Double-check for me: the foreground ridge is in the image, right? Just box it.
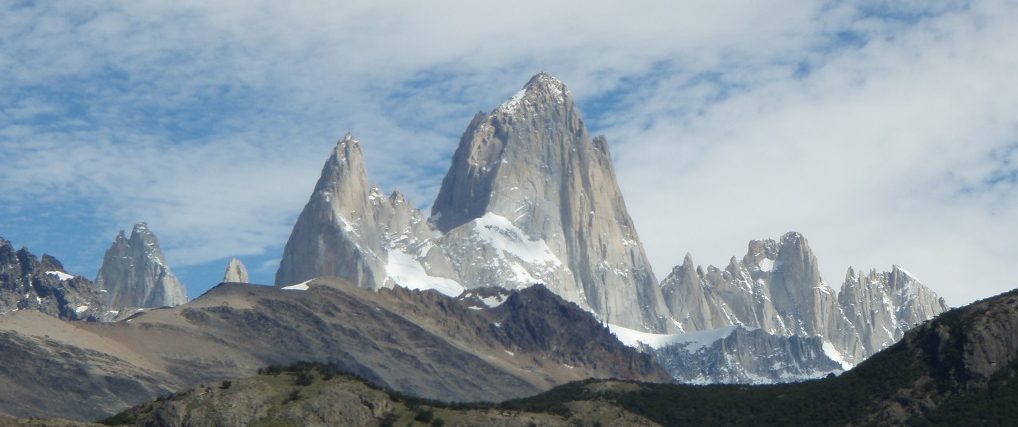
[102,287,1018,426]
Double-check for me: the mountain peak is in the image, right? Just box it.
[524,72,566,92]
[223,257,249,283]
[495,72,572,115]
[331,133,362,163]
[682,253,695,268]
[129,222,158,246]
[313,133,369,200]
[891,264,919,281]
[428,72,669,332]
[780,231,805,245]
[96,223,187,308]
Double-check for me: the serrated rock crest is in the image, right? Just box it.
[95,223,187,308]
[662,232,948,365]
[276,74,671,332]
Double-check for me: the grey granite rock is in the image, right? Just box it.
[431,73,670,332]
[839,265,949,355]
[274,134,437,291]
[661,232,947,369]
[95,223,187,308]
[0,236,112,320]
[275,74,672,332]
[223,257,249,283]
[650,326,844,384]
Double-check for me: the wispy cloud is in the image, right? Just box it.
[1,0,1014,304]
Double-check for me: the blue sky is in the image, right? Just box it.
[1,0,1016,305]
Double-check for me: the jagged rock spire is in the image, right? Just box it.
[223,257,249,283]
[0,237,110,320]
[662,232,948,365]
[431,72,671,332]
[94,223,187,308]
[275,74,672,332]
[275,133,437,291]
[839,264,949,355]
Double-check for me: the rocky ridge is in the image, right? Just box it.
[0,277,666,421]
[839,264,949,356]
[649,326,844,384]
[660,232,947,366]
[648,232,948,384]
[100,287,1018,426]
[95,223,187,308]
[0,237,111,321]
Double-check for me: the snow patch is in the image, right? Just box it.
[473,213,561,266]
[499,88,528,114]
[757,259,774,272]
[45,271,74,281]
[282,281,311,291]
[822,340,854,371]
[385,249,464,297]
[74,305,89,314]
[337,216,357,233]
[608,324,743,350]
[480,295,507,308]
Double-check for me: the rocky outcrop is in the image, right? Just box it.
[276,74,671,332]
[274,135,440,292]
[433,73,670,332]
[650,326,844,384]
[661,232,949,376]
[0,237,111,321]
[222,258,249,283]
[839,265,949,356]
[95,223,187,308]
[661,232,865,363]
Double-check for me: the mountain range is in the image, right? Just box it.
[271,72,948,382]
[0,72,962,422]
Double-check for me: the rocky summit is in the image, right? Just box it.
[222,257,249,283]
[655,232,948,382]
[839,264,949,356]
[0,237,111,321]
[95,223,187,308]
[276,73,671,332]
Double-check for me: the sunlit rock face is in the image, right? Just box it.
[276,73,672,332]
[95,223,187,308]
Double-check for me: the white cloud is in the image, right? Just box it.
[613,0,1018,306]
[1,0,1015,304]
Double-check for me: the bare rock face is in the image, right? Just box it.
[661,233,861,364]
[651,326,844,384]
[95,223,187,308]
[275,74,671,332]
[0,237,111,320]
[431,73,670,332]
[661,254,730,332]
[222,258,249,283]
[661,232,947,368]
[274,134,440,292]
[839,265,949,355]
